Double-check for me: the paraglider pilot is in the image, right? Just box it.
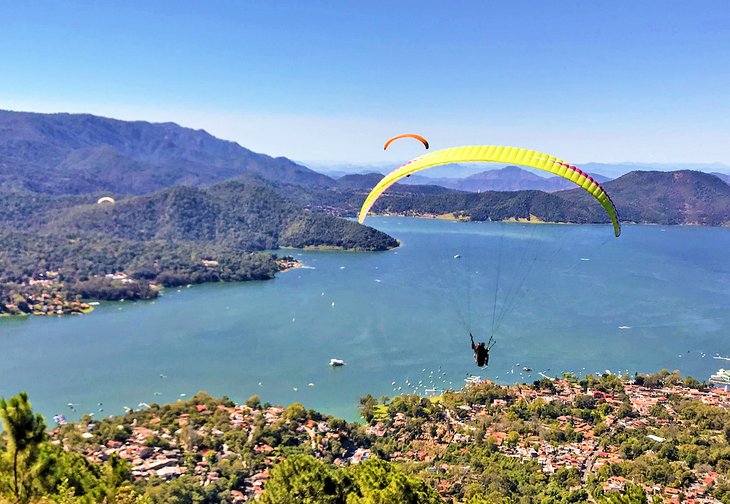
[471,333,495,367]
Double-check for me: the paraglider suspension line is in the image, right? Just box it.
[490,228,504,338]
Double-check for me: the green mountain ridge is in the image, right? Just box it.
[556,170,730,227]
[329,170,730,228]
[0,110,334,194]
[1,109,728,229]
[0,180,396,312]
[59,181,397,251]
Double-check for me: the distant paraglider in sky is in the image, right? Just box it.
[383,133,429,151]
[97,196,116,205]
[360,145,621,237]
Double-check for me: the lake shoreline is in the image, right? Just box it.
[2,217,728,431]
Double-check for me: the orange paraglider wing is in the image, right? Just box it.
[383,133,429,151]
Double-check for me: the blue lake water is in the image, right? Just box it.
[1,218,729,423]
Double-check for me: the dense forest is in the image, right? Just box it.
[0,181,396,314]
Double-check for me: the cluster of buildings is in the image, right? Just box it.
[1,280,91,316]
[61,400,369,502]
[79,424,185,480]
[275,257,302,272]
[366,378,729,502]
[54,376,730,502]
[475,380,727,502]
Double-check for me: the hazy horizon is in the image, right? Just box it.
[4,107,729,180]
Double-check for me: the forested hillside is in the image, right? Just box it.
[0,110,333,194]
[556,170,730,226]
[2,110,728,228]
[324,170,730,227]
[0,181,396,314]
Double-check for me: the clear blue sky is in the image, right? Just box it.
[2,0,729,164]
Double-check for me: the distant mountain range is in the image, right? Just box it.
[313,160,730,182]
[399,166,611,192]
[712,172,730,184]
[0,110,333,194]
[357,170,730,227]
[0,110,728,229]
[582,162,730,179]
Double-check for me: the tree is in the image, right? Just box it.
[246,394,261,410]
[683,376,704,390]
[285,402,307,422]
[259,454,347,504]
[0,392,47,502]
[260,455,445,504]
[347,458,444,503]
[574,394,597,410]
[598,374,625,393]
[359,395,378,422]
[599,483,648,503]
[664,370,683,387]
[505,431,520,447]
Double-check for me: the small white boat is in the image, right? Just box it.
[454,254,461,259]
[329,358,345,367]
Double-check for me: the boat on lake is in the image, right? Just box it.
[329,358,345,367]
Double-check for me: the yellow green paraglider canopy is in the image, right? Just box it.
[359,145,620,237]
